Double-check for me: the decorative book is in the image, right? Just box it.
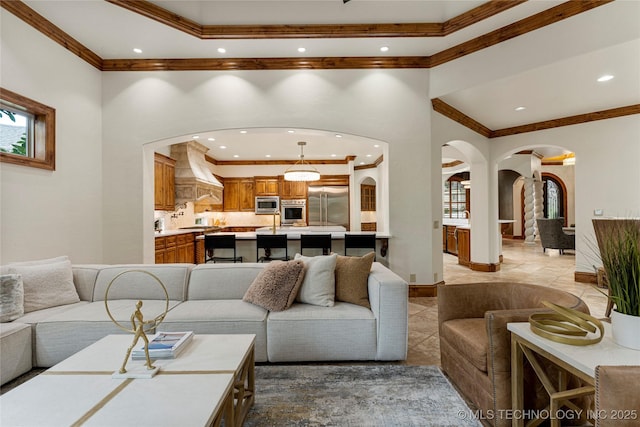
[132,331,194,360]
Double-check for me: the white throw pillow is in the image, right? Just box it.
[8,258,80,313]
[294,253,337,307]
[0,274,24,322]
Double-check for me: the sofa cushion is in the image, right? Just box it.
[294,253,337,307]
[334,252,375,308]
[8,258,80,313]
[243,260,305,311]
[440,318,488,373]
[92,265,192,302]
[0,322,32,385]
[0,274,24,322]
[187,264,265,300]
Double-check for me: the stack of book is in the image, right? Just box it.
[132,331,194,360]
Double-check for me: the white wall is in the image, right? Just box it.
[102,69,432,283]
[0,13,103,264]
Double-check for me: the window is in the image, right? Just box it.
[443,177,468,219]
[542,174,566,222]
[0,88,55,170]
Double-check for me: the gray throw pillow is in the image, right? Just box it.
[0,274,24,322]
[294,253,338,307]
[8,259,80,313]
[243,260,305,312]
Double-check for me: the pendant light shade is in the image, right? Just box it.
[284,141,320,182]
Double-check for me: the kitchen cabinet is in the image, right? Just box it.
[254,177,279,196]
[457,228,471,267]
[445,225,458,256]
[361,184,376,211]
[279,177,307,199]
[223,178,255,212]
[154,153,176,211]
[155,233,195,264]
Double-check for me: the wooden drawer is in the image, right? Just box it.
[155,236,165,250]
[177,234,187,245]
[166,235,177,247]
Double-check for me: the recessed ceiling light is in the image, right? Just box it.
[373,144,380,148]
[208,138,215,141]
[265,154,271,158]
[335,134,342,138]
[331,154,337,157]
[298,47,306,53]
[133,48,142,54]
[219,145,227,149]
[240,130,247,134]
[217,48,226,54]
[359,162,366,165]
[233,154,239,158]
[380,46,389,52]
[515,106,526,111]
[192,135,200,139]
[287,130,295,134]
[366,154,372,157]
[597,74,614,82]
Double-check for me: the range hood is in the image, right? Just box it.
[170,141,223,206]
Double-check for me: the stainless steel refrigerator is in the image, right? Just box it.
[307,186,349,228]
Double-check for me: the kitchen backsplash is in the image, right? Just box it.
[155,203,274,231]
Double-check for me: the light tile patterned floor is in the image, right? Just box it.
[405,239,608,366]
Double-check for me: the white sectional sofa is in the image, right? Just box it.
[0,261,408,385]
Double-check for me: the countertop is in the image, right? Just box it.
[196,228,391,240]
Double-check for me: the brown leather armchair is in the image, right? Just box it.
[438,282,590,427]
[595,365,640,427]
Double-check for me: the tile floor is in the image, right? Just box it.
[404,238,608,366]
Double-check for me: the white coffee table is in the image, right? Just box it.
[0,334,255,427]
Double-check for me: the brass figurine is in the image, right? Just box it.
[119,300,156,374]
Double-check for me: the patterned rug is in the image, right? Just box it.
[245,364,481,427]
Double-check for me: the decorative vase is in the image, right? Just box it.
[610,310,640,350]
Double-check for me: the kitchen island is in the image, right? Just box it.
[195,226,390,264]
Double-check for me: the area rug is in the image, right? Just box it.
[244,364,482,426]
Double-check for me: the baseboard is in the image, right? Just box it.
[499,254,503,263]
[470,262,501,272]
[409,284,439,297]
[575,271,598,284]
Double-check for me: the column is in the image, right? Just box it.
[534,179,544,241]
[523,178,536,244]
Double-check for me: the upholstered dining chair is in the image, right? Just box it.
[536,218,575,254]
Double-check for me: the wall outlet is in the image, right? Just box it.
[409,273,416,283]
[434,273,438,282]
[594,209,603,216]
[433,220,439,229]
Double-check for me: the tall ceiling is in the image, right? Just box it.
[9,0,640,164]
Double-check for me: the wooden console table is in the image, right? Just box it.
[509,322,639,427]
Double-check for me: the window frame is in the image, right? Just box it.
[0,88,55,171]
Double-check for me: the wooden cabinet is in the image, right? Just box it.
[254,177,279,196]
[223,178,255,212]
[154,153,176,211]
[155,233,195,264]
[457,228,471,267]
[279,177,307,199]
[445,225,458,256]
[361,184,376,211]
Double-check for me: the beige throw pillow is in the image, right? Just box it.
[0,274,24,322]
[294,253,338,307]
[8,259,80,313]
[335,252,375,308]
[243,260,305,312]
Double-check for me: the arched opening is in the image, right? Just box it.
[359,176,377,231]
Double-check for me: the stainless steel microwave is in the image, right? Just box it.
[255,196,280,214]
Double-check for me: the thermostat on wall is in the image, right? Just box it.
[594,209,603,216]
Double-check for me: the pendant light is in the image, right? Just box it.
[284,141,320,182]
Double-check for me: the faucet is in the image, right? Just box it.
[463,210,470,222]
[272,209,280,234]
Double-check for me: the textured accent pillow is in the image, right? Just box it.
[243,260,305,312]
[0,274,24,322]
[8,259,80,313]
[335,252,375,308]
[294,253,338,307]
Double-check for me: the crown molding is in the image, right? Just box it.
[106,0,525,39]
[433,99,640,138]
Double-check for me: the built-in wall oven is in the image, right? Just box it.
[280,199,306,226]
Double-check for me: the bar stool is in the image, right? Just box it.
[204,234,243,263]
[300,234,332,256]
[344,233,376,260]
[256,234,289,262]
